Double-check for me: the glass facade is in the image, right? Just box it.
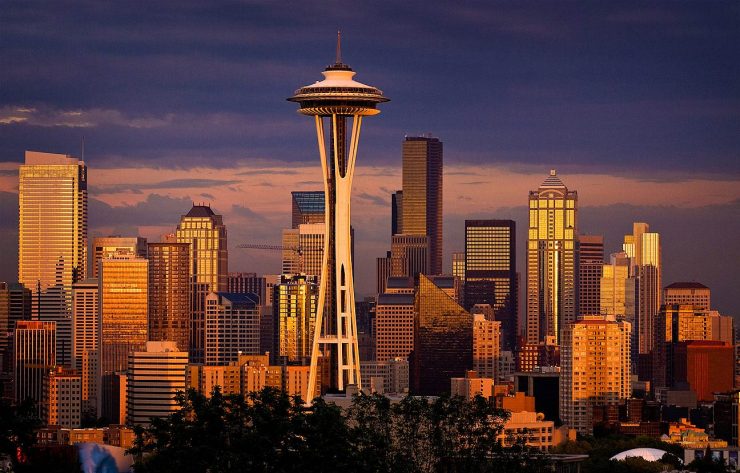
[71,278,99,418]
[18,151,87,367]
[577,234,604,317]
[175,205,228,363]
[464,220,517,351]
[274,275,318,365]
[526,170,577,344]
[91,236,147,278]
[291,191,325,228]
[401,136,443,275]
[99,255,148,421]
[411,274,472,396]
[148,243,190,352]
[624,223,661,354]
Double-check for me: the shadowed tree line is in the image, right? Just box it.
[129,387,553,473]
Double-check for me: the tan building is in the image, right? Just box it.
[175,205,228,364]
[375,293,415,362]
[623,223,661,354]
[526,170,577,344]
[498,411,575,450]
[600,252,635,320]
[99,255,148,422]
[187,364,242,396]
[126,341,187,426]
[451,373,494,400]
[14,320,56,413]
[473,313,501,381]
[390,234,429,278]
[91,236,147,278]
[401,136,443,275]
[204,292,260,365]
[18,151,88,366]
[664,282,710,311]
[148,242,190,352]
[653,304,734,390]
[560,316,631,435]
[72,278,99,418]
[43,366,81,428]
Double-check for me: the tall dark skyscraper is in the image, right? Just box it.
[291,191,325,228]
[578,234,604,317]
[148,242,191,352]
[402,136,443,275]
[411,274,472,396]
[391,190,403,236]
[464,220,517,351]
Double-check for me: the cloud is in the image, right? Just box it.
[89,193,192,227]
[231,204,267,222]
[91,178,241,193]
[356,192,389,207]
[0,106,173,129]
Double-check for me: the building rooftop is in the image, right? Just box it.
[185,205,216,218]
[539,169,566,188]
[386,277,413,289]
[217,292,261,307]
[665,282,709,290]
[378,293,414,305]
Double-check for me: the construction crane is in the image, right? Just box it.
[236,243,303,256]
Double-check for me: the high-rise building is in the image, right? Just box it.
[464,220,517,351]
[14,320,56,412]
[175,205,228,364]
[375,293,414,362]
[72,278,99,418]
[673,341,734,402]
[600,252,633,320]
[274,275,318,365]
[664,282,710,311]
[452,251,465,283]
[401,136,443,275]
[288,40,388,394]
[652,304,734,390]
[281,223,325,278]
[227,273,267,304]
[560,316,631,436]
[204,292,261,365]
[411,275,472,396]
[0,282,31,373]
[624,223,661,355]
[391,190,403,236]
[291,191,325,228]
[99,255,148,422]
[526,170,578,345]
[19,151,87,367]
[376,251,392,294]
[126,341,187,426]
[43,366,82,428]
[147,242,190,352]
[91,236,147,278]
[472,313,501,381]
[390,234,428,277]
[577,234,604,317]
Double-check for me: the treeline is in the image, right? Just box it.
[130,388,552,473]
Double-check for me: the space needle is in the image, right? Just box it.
[288,33,388,396]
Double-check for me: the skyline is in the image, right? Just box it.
[0,1,738,318]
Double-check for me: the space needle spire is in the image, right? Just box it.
[288,36,389,398]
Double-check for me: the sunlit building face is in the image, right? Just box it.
[526,170,577,345]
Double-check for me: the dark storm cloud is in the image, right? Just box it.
[89,194,193,227]
[0,1,738,176]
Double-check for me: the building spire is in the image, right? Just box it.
[336,30,342,64]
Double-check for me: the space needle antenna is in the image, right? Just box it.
[336,30,342,64]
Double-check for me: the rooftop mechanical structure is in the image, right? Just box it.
[288,33,388,397]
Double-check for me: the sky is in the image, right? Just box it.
[0,1,738,316]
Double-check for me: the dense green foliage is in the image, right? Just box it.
[130,388,553,473]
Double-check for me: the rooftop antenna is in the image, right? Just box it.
[81,135,85,161]
[336,30,341,64]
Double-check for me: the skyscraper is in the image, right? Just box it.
[288,36,388,394]
[411,274,472,396]
[274,275,318,365]
[281,223,325,278]
[43,366,82,428]
[464,220,517,351]
[175,205,228,363]
[72,278,99,418]
[91,236,147,278]
[390,234,429,277]
[375,293,415,362]
[227,272,267,304]
[99,255,148,422]
[14,320,56,412]
[391,190,403,236]
[204,292,261,365]
[577,234,604,317]
[0,282,31,373]
[526,170,578,345]
[624,223,661,354]
[18,151,88,366]
[401,136,443,275]
[472,313,501,380]
[663,282,710,311]
[291,191,325,228]
[147,242,190,352]
[560,316,631,436]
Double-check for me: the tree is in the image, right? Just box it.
[0,398,42,468]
